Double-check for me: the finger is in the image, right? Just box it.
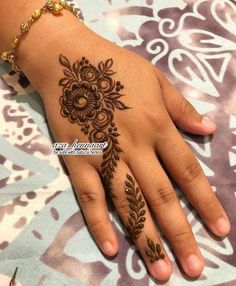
[155,68,216,135]
[111,160,172,281]
[155,122,231,237]
[67,160,118,256]
[129,148,204,277]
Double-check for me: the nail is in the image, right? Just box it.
[101,241,115,256]
[184,254,203,276]
[202,116,216,130]
[215,217,231,236]
[152,259,170,280]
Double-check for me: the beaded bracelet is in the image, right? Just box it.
[0,0,83,75]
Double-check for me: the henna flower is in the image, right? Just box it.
[59,55,130,193]
[60,82,102,125]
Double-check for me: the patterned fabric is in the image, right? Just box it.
[0,0,235,285]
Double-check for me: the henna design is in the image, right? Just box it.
[124,174,146,240]
[58,55,130,193]
[124,175,165,262]
[145,236,165,263]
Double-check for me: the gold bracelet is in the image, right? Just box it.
[0,0,83,75]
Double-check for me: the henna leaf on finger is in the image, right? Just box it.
[124,174,146,240]
[145,236,165,263]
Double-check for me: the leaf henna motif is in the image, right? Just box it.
[145,236,165,263]
[58,55,130,193]
[125,174,146,240]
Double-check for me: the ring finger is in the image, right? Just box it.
[111,159,172,281]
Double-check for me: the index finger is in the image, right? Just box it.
[154,121,231,237]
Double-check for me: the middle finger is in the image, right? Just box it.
[129,148,204,277]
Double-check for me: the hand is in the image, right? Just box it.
[19,14,230,281]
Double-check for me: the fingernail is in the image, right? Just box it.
[215,217,231,235]
[152,259,170,280]
[202,116,216,130]
[101,241,115,256]
[185,254,203,276]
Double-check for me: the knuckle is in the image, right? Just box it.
[180,161,202,185]
[88,219,105,233]
[203,196,217,211]
[78,190,98,205]
[178,97,195,117]
[152,185,176,208]
[172,230,192,245]
[116,197,131,217]
[151,171,160,187]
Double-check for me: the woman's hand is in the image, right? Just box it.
[18,12,230,281]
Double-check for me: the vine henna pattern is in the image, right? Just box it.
[124,174,146,240]
[58,54,130,193]
[124,174,165,261]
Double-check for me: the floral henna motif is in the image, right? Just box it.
[145,236,165,263]
[124,174,146,240]
[58,55,130,193]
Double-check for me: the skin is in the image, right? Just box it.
[0,1,231,281]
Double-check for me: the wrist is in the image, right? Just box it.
[0,0,46,51]
[17,9,88,93]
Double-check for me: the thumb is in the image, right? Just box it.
[155,68,216,135]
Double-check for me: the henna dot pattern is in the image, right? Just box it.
[58,55,130,193]
[124,174,146,240]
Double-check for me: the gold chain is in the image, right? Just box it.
[0,0,83,74]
